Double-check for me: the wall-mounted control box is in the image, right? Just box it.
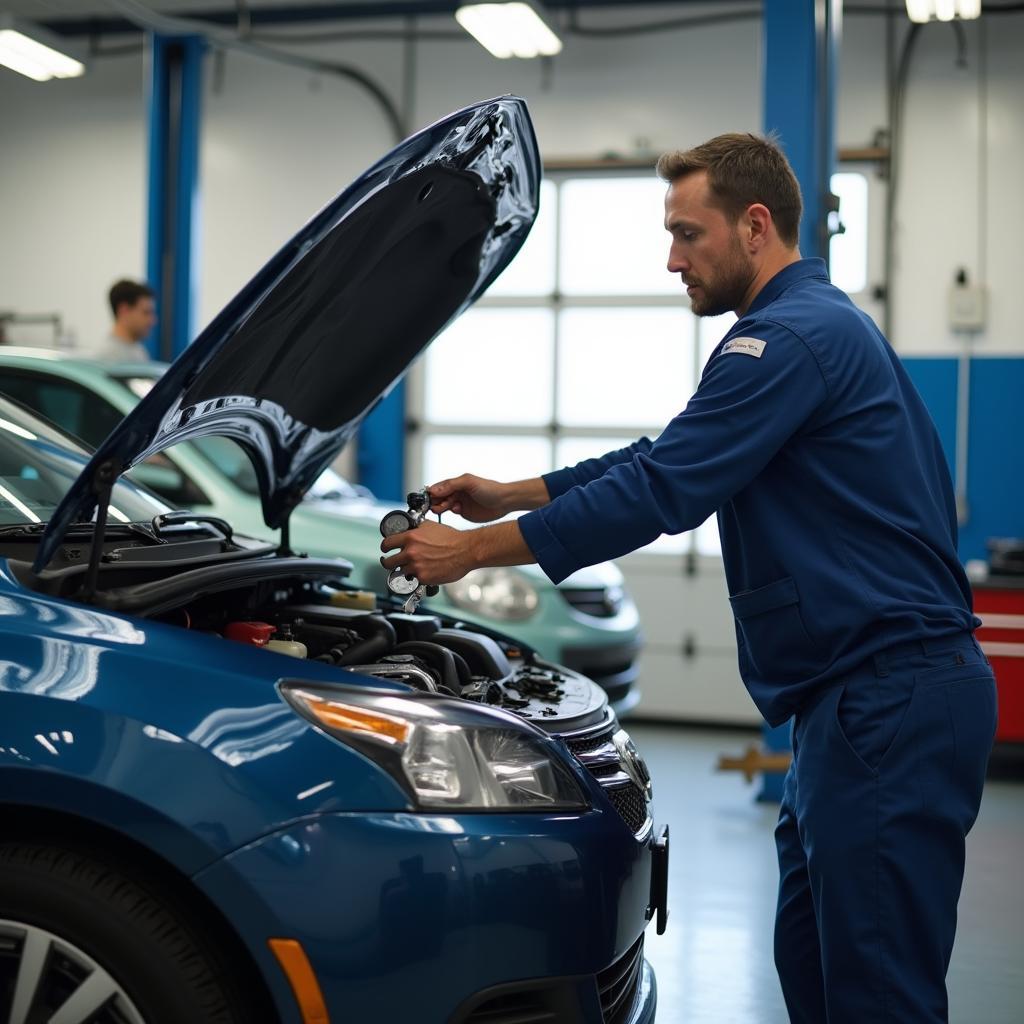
[949,269,987,333]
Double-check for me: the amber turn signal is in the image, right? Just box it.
[268,938,330,1024]
[290,689,412,745]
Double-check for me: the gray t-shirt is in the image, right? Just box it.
[88,334,150,362]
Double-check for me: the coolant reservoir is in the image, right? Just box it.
[266,639,308,658]
[266,624,307,659]
[329,590,377,611]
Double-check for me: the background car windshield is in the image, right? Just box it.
[190,434,356,501]
[116,376,358,502]
[0,404,167,526]
[189,435,262,495]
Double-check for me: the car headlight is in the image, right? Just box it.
[280,683,587,812]
[444,567,540,622]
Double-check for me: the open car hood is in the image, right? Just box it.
[35,96,540,573]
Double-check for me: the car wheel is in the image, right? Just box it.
[0,844,262,1024]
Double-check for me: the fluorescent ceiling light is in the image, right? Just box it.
[456,3,563,59]
[0,14,85,82]
[905,0,982,22]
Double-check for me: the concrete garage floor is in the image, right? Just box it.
[630,722,1024,1024]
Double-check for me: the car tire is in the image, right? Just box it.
[0,843,266,1024]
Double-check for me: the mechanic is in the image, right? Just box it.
[381,132,996,1023]
[91,278,156,361]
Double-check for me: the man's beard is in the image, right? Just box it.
[687,237,753,317]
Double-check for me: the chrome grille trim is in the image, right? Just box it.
[561,716,652,837]
[559,585,624,619]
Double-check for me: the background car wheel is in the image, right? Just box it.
[0,844,265,1024]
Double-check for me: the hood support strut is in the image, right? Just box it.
[278,514,292,558]
[81,458,119,600]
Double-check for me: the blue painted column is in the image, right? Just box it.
[758,0,841,802]
[357,382,407,502]
[145,34,204,361]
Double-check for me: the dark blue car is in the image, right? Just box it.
[0,97,665,1024]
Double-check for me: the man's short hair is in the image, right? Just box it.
[656,133,803,248]
[108,279,155,317]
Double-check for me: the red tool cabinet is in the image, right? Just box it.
[973,582,1024,743]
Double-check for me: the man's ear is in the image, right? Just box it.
[743,203,773,252]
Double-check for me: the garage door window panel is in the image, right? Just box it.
[559,178,678,297]
[425,309,554,426]
[424,435,553,496]
[557,308,694,428]
[484,179,557,298]
[415,172,721,560]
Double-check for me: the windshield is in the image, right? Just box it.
[0,403,167,526]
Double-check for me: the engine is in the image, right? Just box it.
[169,588,609,735]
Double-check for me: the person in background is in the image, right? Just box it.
[91,279,156,361]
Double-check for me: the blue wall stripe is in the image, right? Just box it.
[900,357,958,477]
[962,358,1024,561]
[903,356,1024,564]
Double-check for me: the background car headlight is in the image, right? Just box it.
[280,684,587,812]
[444,567,540,621]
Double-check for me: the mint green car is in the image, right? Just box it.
[0,350,642,712]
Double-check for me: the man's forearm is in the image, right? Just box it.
[466,520,537,570]
[502,477,551,514]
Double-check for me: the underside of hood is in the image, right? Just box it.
[35,97,540,574]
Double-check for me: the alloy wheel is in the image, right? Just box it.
[0,919,145,1024]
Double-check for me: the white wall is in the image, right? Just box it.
[3,10,1020,353]
[0,51,146,350]
[837,13,1024,354]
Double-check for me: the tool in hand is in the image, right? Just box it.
[380,488,441,613]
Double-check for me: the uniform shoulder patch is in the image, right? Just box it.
[721,337,766,358]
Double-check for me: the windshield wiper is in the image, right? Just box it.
[0,521,138,538]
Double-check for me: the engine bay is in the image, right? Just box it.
[159,586,609,735]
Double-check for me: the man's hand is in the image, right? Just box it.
[380,521,477,586]
[428,474,510,523]
[381,520,537,585]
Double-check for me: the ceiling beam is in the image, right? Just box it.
[45,0,756,37]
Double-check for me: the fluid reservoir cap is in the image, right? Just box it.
[225,621,275,646]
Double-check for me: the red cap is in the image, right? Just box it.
[224,621,275,646]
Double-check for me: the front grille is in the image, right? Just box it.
[562,716,651,836]
[598,936,645,1024]
[605,782,649,835]
[452,940,647,1024]
[565,730,614,756]
[560,586,623,618]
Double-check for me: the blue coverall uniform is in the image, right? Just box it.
[518,258,997,1022]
